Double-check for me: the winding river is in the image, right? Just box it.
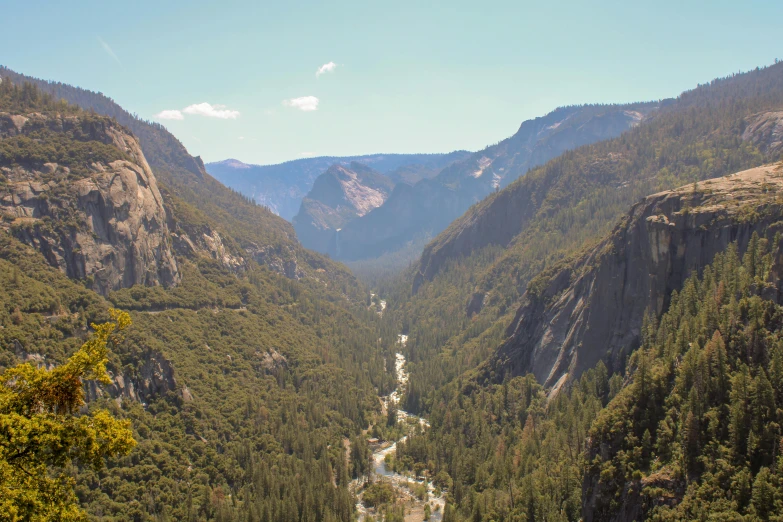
[353,337,445,521]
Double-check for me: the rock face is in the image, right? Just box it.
[743,110,783,155]
[171,228,245,272]
[338,103,659,264]
[14,339,179,405]
[582,469,683,522]
[0,112,179,295]
[248,243,304,279]
[292,162,395,254]
[84,350,179,405]
[206,151,471,221]
[489,164,783,389]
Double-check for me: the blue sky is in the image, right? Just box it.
[2,0,781,165]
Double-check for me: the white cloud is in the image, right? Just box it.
[316,62,337,77]
[183,102,240,119]
[98,36,122,65]
[283,96,319,112]
[238,136,245,140]
[155,109,184,120]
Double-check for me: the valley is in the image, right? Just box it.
[353,346,446,522]
[283,103,659,268]
[2,30,783,522]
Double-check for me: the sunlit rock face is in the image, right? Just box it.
[489,164,783,389]
[292,162,394,254]
[0,112,179,295]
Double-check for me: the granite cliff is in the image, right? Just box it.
[0,111,179,295]
[0,66,341,285]
[206,151,470,220]
[333,103,658,263]
[489,163,783,390]
[292,162,394,254]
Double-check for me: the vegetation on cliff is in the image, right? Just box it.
[392,61,783,416]
[585,235,783,520]
[0,81,398,521]
[398,233,783,521]
[0,310,136,521]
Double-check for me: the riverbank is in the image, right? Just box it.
[352,338,445,521]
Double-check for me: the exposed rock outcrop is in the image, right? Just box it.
[14,341,179,406]
[0,112,179,295]
[207,151,471,221]
[248,243,304,279]
[84,350,179,405]
[405,103,658,287]
[488,163,783,388]
[0,67,394,291]
[292,162,394,254]
[743,110,783,155]
[466,291,489,317]
[169,225,246,272]
[255,348,288,372]
[582,468,683,522]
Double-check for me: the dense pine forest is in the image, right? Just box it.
[396,234,783,521]
[3,57,783,522]
[390,62,783,417]
[0,79,400,521]
[585,235,783,520]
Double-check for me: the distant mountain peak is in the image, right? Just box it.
[292,163,396,254]
[206,151,473,221]
[214,158,252,169]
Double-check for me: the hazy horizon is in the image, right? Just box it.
[3,0,781,165]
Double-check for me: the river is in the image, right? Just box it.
[352,337,445,521]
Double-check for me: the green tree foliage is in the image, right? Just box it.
[0,310,136,521]
[389,62,783,418]
[397,368,607,521]
[587,235,783,520]
[0,78,79,115]
[0,225,399,521]
[350,434,372,479]
[362,481,396,508]
[398,234,783,520]
[0,80,131,185]
[0,77,402,520]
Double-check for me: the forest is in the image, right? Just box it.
[395,235,783,521]
[3,59,783,521]
[0,80,400,521]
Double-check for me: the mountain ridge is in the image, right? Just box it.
[0,89,180,295]
[331,101,659,264]
[293,162,395,254]
[206,151,471,220]
[393,61,783,417]
[489,162,783,390]
[0,65,366,292]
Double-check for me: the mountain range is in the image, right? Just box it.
[3,59,783,522]
[390,61,783,521]
[205,151,471,220]
[290,102,659,265]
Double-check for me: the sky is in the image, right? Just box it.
[2,0,782,165]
